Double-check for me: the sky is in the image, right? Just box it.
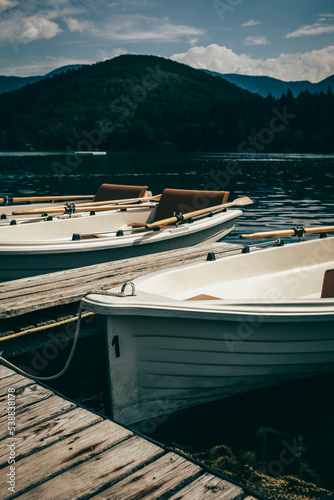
[0,0,333,82]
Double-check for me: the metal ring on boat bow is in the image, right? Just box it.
[121,281,136,296]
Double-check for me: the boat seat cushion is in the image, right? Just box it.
[321,269,334,298]
[94,184,148,202]
[153,188,229,222]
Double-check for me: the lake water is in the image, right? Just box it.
[0,151,333,242]
[2,152,334,495]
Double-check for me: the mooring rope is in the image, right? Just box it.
[0,312,94,342]
[0,282,135,382]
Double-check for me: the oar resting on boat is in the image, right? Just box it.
[74,196,253,239]
[1,182,149,207]
[13,201,159,216]
[240,225,334,239]
[0,194,95,204]
[12,194,161,215]
[1,183,151,219]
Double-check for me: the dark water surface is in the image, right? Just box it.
[2,152,334,496]
[0,151,333,240]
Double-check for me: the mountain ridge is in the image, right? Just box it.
[0,55,332,153]
[203,71,334,98]
[0,65,83,94]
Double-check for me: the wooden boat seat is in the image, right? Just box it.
[94,183,148,202]
[184,294,222,301]
[152,188,229,222]
[321,269,334,298]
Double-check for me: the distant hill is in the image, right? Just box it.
[0,65,83,94]
[204,71,334,98]
[0,55,333,153]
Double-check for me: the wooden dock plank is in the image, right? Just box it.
[15,436,165,500]
[0,383,52,414]
[0,394,76,441]
[0,407,102,465]
[168,473,244,500]
[0,373,35,396]
[89,452,202,500]
[0,364,17,380]
[0,420,132,498]
[0,366,261,500]
[0,242,237,319]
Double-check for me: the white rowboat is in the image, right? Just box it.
[0,183,150,219]
[0,188,243,281]
[82,236,334,426]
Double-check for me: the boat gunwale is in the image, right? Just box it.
[0,209,241,254]
[82,291,334,321]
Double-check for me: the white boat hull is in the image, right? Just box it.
[83,237,334,426]
[0,207,241,281]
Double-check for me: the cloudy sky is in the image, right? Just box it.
[0,0,333,82]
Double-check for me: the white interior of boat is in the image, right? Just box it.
[135,238,334,301]
[0,205,156,243]
[0,188,236,245]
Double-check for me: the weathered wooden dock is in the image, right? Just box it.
[0,241,238,319]
[0,364,259,500]
[0,241,239,356]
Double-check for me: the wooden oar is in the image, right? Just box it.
[71,193,161,208]
[240,225,334,239]
[69,196,252,240]
[1,194,94,204]
[143,196,253,229]
[13,202,157,216]
[12,194,161,215]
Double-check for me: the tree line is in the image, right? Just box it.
[0,55,333,153]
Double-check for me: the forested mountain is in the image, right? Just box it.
[0,65,82,94]
[0,55,333,153]
[204,71,334,98]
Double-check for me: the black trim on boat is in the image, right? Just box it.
[207,239,284,261]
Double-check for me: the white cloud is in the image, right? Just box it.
[286,13,334,38]
[0,0,17,13]
[240,19,261,27]
[0,14,61,45]
[1,56,93,77]
[244,36,268,46]
[0,1,88,46]
[96,48,133,61]
[64,17,91,32]
[109,0,157,9]
[286,22,334,38]
[93,15,205,43]
[170,43,334,83]
[318,14,334,22]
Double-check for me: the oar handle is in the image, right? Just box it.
[240,225,334,239]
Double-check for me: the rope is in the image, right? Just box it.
[0,300,86,381]
[0,283,135,382]
[88,289,127,297]
[0,312,94,342]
